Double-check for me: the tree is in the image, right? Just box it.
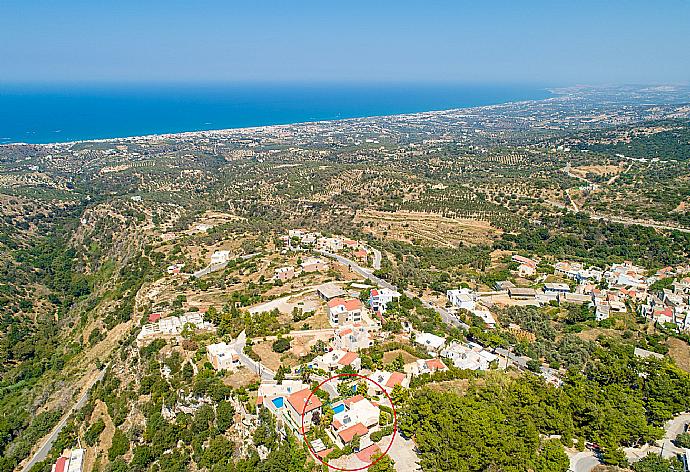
[320,405,334,427]
[535,439,569,472]
[391,354,405,372]
[357,382,368,397]
[272,337,291,353]
[338,380,355,398]
[368,454,396,472]
[216,400,235,431]
[84,418,105,446]
[182,361,194,381]
[633,454,684,472]
[674,432,690,448]
[108,428,129,461]
[275,364,288,384]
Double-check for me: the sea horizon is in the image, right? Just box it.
[0,82,554,145]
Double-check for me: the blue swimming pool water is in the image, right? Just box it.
[333,403,345,414]
[272,397,284,408]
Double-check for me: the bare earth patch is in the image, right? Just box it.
[355,209,500,247]
[667,337,690,373]
[383,349,420,365]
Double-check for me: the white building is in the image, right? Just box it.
[333,325,373,351]
[211,250,231,265]
[415,332,446,353]
[310,350,361,372]
[369,288,401,314]
[51,448,84,472]
[207,342,241,371]
[441,341,498,371]
[447,289,475,311]
[367,370,410,395]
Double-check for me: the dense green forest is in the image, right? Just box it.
[398,338,690,472]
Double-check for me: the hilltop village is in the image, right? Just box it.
[2,86,690,472]
[52,218,690,472]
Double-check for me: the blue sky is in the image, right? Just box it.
[1,0,688,85]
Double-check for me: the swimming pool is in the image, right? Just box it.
[272,397,284,408]
[332,403,345,414]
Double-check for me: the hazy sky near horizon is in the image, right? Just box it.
[1,0,689,85]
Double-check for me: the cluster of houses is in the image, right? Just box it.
[252,292,417,462]
[446,288,496,327]
[137,312,215,345]
[414,332,498,372]
[500,257,690,326]
[640,272,690,330]
[282,229,372,265]
[273,257,330,282]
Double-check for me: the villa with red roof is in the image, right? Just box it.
[367,370,410,395]
[333,324,374,351]
[311,349,362,372]
[286,387,323,429]
[414,358,448,375]
[328,297,363,326]
[330,395,381,448]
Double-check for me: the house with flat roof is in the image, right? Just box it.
[441,341,498,371]
[508,287,537,299]
[274,266,295,281]
[206,342,241,371]
[414,332,446,353]
[211,250,231,265]
[317,283,347,301]
[543,283,570,293]
[333,325,373,351]
[301,258,329,273]
[559,292,592,305]
[447,289,475,311]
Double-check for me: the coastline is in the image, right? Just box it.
[1,97,554,148]
[0,84,554,146]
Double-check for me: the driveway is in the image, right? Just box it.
[569,451,600,472]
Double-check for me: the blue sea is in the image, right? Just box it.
[0,83,551,144]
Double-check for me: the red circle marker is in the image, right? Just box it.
[300,372,398,471]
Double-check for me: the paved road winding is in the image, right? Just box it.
[22,367,107,472]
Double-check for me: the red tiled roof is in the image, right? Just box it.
[371,289,379,297]
[332,419,343,429]
[356,444,381,463]
[338,328,353,337]
[338,352,359,366]
[344,394,365,407]
[256,396,264,405]
[54,457,68,472]
[344,299,362,311]
[328,297,347,308]
[426,358,447,371]
[317,448,334,459]
[287,388,322,414]
[386,372,406,388]
[338,422,368,443]
[148,313,161,323]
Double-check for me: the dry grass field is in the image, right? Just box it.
[354,209,501,247]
